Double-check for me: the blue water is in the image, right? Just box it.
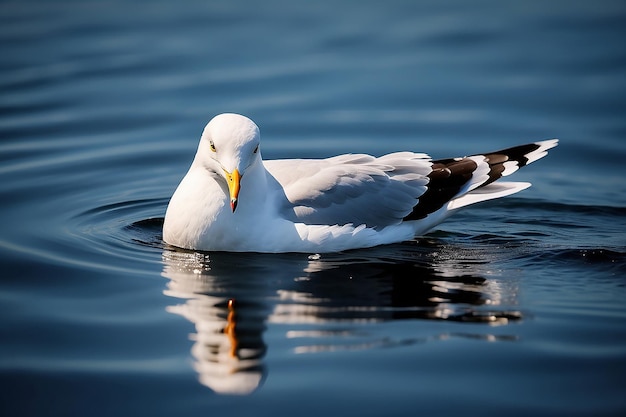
[1,0,626,415]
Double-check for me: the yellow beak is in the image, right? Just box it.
[224,169,241,212]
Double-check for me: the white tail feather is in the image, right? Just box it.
[447,182,531,211]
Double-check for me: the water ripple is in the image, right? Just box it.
[71,198,167,258]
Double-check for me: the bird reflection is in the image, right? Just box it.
[163,251,272,395]
[161,239,522,395]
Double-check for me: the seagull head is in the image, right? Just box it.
[197,113,261,212]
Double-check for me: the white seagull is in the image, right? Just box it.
[163,113,557,253]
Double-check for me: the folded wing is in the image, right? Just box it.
[265,139,558,229]
[265,152,432,229]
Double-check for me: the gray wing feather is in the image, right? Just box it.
[264,152,432,229]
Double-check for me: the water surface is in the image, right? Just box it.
[1,1,625,416]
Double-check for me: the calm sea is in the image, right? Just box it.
[1,1,625,416]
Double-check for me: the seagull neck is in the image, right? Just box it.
[246,158,269,188]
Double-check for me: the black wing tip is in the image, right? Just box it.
[487,138,558,168]
[404,139,558,222]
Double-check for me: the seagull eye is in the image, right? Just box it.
[209,141,216,152]
[253,145,259,154]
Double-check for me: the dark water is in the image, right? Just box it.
[1,0,626,416]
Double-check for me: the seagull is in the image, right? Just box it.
[163,113,557,253]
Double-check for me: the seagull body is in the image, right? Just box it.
[163,113,557,253]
